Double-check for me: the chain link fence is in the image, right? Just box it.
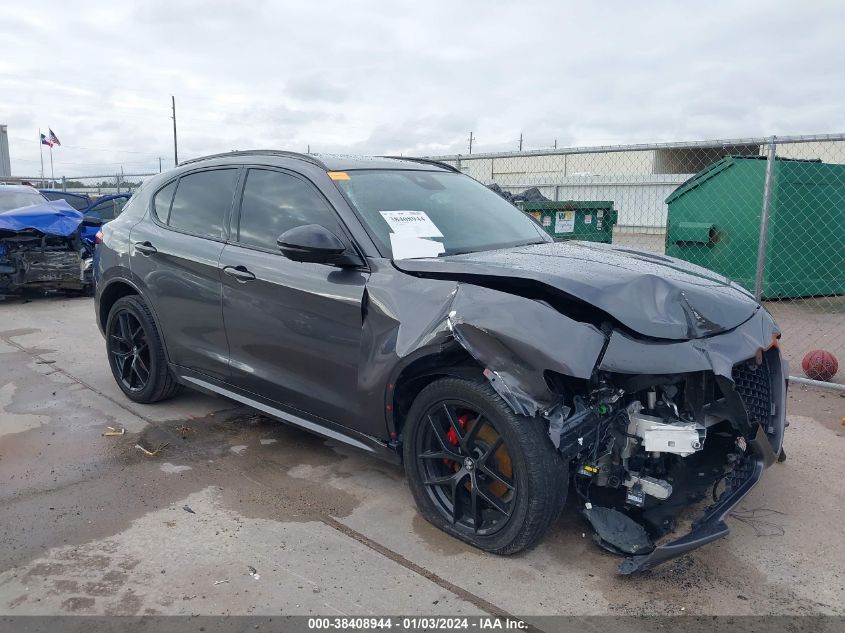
[6,138,843,388]
[5,173,155,196]
[426,134,845,389]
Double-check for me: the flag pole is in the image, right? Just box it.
[39,129,45,186]
[49,145,55,187]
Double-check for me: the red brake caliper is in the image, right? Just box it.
[444,413,470,465]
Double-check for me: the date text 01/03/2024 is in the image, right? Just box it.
[306,616,528,630]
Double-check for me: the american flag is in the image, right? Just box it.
[47,129,61,146]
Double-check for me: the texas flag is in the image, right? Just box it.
[40,133,52,147]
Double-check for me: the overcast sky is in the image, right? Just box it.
[2,0,844,177]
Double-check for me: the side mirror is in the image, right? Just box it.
[277,224,360,266]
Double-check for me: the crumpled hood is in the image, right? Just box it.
[394,241,761,340]
[0,200,83,237]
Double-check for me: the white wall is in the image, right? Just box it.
[496,175,688,229]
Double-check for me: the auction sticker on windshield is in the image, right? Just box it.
[380,210,443,238]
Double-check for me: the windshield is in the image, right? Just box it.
[333,170,549,258]
[0,190,48,212]
[42,191,90,211]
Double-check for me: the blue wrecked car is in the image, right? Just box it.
[0,184,104,296]
[40,190,131,221]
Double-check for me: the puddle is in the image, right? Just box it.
[0,382,50,436]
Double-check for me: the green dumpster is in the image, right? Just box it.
[517,200,617,243]
[665,156,845,299]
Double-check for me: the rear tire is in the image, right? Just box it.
[106,295,182,403]
[403,377,568,554]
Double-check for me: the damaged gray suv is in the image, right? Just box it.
[95,151,787,573]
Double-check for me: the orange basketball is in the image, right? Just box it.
[802,350,839,382]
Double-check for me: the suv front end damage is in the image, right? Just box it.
[385,243,789,573]
[450,292,788,574]
[545,346,785,574]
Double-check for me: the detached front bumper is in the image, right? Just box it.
[619,413,781,574]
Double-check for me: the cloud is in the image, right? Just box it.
[1,0,843,176]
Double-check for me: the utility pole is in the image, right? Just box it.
[554,139,557,149]
[171,95,178,166]
[468,131,474,155]
[307,144,310,154]
[158,157,162,173]
[518,133,523,152]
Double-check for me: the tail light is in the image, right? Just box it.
[95,230,104,245]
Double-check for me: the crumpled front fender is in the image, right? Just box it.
[447,283,606,416]
[362,262,783,449]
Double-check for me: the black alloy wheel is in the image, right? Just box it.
[404,377,568,554]
[105,295,182,403]
[417,401,516,536]
[109,309,151,392]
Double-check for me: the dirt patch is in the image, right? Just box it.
[788,384,845,434]
[60,596,95,612]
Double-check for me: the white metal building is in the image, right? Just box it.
[427,135,845,232]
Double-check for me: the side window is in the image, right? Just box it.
[237,169,340,250]
[88,197,127,221]
[167,169,238,239]
[107,196,130,219]
[153,181,176,222]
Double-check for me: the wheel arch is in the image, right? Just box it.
[98,279,140,332]
[98,278,172,365]
[389,348,484,447]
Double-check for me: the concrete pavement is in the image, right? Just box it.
[1,295,843,617]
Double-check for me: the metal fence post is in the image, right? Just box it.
[61,176,66,192]
[754,136,777,300]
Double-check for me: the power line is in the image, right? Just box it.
[12,157,160,167]
[8,136,162,157]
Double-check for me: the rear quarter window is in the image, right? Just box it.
[167,169,239,239]
[153,181,177,222]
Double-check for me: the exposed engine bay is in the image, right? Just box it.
[542,349,784,572]
[0,232,94,295]
[0,196,99,297]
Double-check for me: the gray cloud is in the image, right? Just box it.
[1,0,843,176]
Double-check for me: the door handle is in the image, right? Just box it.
[222,265,256,282]
[134,241,157,255]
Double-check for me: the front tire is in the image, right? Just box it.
[106,295,181,403]
[403,377,568,554]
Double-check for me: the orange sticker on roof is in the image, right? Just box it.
[328,171,350,181]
